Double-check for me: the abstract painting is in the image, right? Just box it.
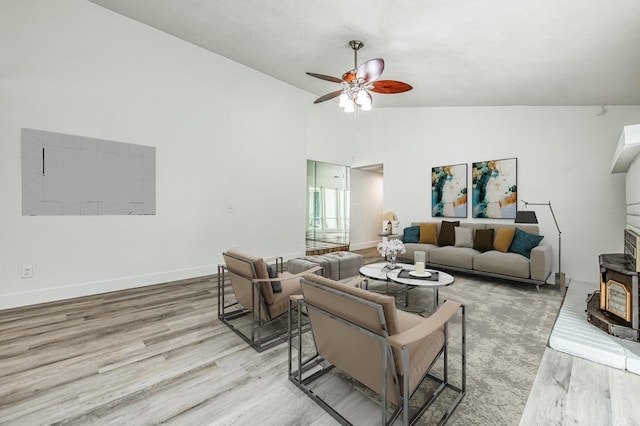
[432,164,467,217]
[472,158,517,218]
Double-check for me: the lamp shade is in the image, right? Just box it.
[514,211,539,224]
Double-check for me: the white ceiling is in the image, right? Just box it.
[88,0,640,108]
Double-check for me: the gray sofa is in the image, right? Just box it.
[396,221,553,289]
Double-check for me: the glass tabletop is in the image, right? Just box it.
[359,262,409,281]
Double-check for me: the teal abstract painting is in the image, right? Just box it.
[432,164,467,217]
[472,158,517,218]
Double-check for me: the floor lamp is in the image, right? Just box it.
[515,201,567,289]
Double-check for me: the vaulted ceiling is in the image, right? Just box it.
[89,0,640,108]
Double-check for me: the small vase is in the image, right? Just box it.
[386,252,397,270]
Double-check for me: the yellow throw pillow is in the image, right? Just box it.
[419,223,438,244]
[493,228,516,252]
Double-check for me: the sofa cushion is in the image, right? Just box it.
[454,226,473,248]
[399,243,439,263]
[403,226,420,243]
[429,246,478,269]
[473,250,530,279]
[438,220,460,246]
[493,228,515,252]
[473,228,494,252]
[494,223,540,235]
[509,228,544,258]
[419,223,438,245]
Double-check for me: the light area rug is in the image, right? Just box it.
[313,274,565,425]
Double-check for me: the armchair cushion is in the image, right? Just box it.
[226,249,274,304]
[267,271,302,319]
[302,273,400,335]
[393,308,449,393]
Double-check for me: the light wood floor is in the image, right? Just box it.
[520,347,640,426]
[2,270,639,425]
[0,275,335,425]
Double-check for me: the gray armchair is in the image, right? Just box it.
[289,273,465,425]
[218,249,320,352]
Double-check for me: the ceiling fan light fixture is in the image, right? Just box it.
[355,89,369,105]
[343,101,355,113]
[338,92,349,107]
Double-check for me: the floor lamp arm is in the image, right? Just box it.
[522,201,563,282]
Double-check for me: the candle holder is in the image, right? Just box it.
[414,251,426,275]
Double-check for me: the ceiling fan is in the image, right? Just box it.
[307,40,413,112]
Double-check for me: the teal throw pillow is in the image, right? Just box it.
[402,226,420,243]
[508,228,544,258]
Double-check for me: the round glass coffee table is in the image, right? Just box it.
[387,267,455,308]
[359,262,409,293]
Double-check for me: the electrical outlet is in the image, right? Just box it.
[21,266,33,279]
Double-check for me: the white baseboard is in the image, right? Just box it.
[349,241,380,251]
[0,248,371,311]
[0,265,218,311]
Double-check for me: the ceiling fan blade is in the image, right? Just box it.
[313,90,343,104]
[370,80,413,94]
[306,72,344,84]
[356,58,385,83]
[342,70,356,83]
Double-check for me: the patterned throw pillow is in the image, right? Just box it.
[509,228,544,258]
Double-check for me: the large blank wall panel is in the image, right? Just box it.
[22,128,156,215]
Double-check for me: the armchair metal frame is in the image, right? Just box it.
[218,254,319,352]
[288,278,466,425]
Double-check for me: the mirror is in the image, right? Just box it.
[306,160,350,252]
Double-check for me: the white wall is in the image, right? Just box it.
[349,169,383,250]
[3,1,640,309]
[351,107,640,282]
[0,0,354,308]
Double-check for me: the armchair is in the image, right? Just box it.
[218,249,320,352]
[289,273,465,425]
